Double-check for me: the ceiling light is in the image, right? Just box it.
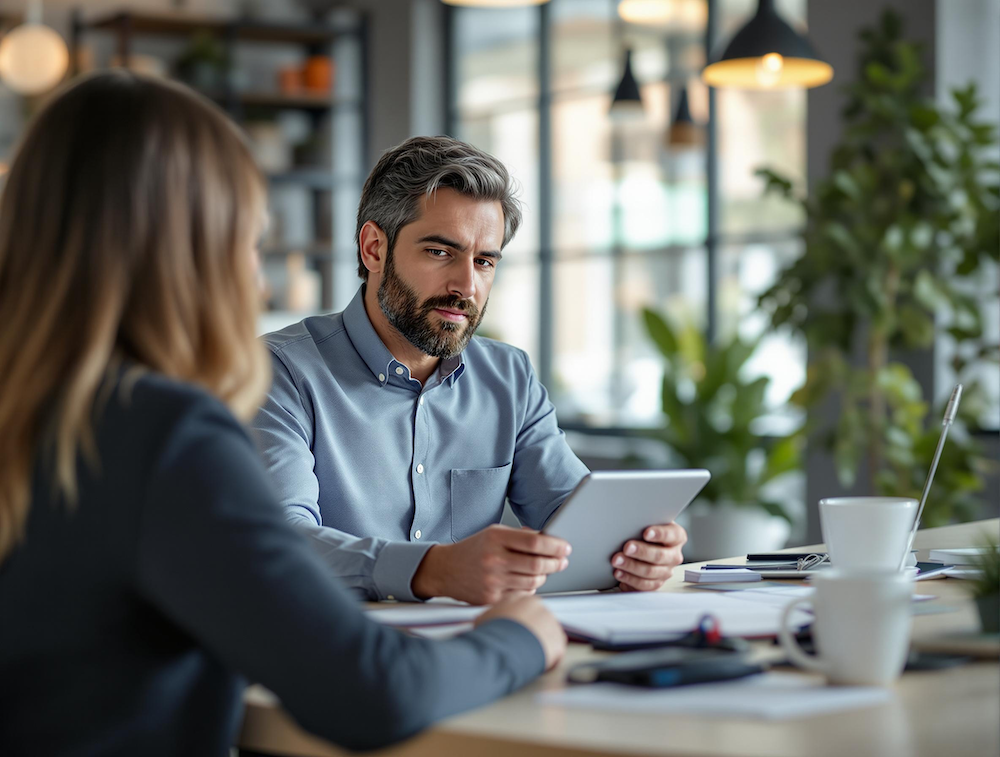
[701,0,832,89]
[617,0,706,30]
[609,48,644,122]
[0,1,68,96]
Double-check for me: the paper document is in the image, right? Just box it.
[537,671,892,719]
[685,568,761,583]
[367,584,932,640]
[368,591,814,640]
[540,591,814,642]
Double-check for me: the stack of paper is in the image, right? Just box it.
[684,568,761,583]
[544,592,814,643]
[928,547,995,565]
[367,591,815,643]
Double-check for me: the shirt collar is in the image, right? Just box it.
[343,286,467,389]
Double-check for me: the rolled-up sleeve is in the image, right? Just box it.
[252,350,431,602]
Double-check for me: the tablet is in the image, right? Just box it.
[538,469,710,595]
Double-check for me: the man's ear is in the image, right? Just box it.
[359,220,388,276]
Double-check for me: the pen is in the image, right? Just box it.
[703,564,795,570]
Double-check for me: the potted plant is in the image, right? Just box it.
[642,308,803,560]
[967,536,1000,634]
[754,10,999,524]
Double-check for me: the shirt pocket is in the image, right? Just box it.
[450,462,513,543]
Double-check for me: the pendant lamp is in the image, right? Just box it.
[0,1,68,95]
[701,0,832,89]
[666,86,702,148]
[609,48,644,122]
[617,0,706,31]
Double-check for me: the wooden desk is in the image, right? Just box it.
[238,519,1000,757]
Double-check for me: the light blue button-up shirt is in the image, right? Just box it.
[252,287,590,601]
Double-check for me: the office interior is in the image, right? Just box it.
[0,0,998,754]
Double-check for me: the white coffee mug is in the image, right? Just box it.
[779,569,913,686]
[819,497,917,570]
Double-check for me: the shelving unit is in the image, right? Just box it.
[69,8,371,314]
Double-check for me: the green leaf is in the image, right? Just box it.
[643,308,679,360]
[761,435,802,485]
[897,303,936,347]
[909,104,939,130]
[759,501,794,524]
[912,269,948,310]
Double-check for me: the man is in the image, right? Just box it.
[253,136,687,605]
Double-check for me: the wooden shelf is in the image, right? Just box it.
[82,11,357,46]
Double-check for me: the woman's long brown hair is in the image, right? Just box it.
[0,71,270,562]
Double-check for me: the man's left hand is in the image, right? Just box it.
[610,523,687,592]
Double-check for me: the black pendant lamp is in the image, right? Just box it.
[666,87,702,148]
[702,0,832,89]
[610,48,644,121]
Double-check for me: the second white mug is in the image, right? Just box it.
[779,569,913,686]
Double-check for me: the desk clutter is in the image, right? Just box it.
[538,672,893,720]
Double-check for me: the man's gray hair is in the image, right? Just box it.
[355,135,522,280]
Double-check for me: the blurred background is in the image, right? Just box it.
[0,0,996,556]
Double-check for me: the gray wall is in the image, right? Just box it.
[803,0,936,542]
[364,0,448,166]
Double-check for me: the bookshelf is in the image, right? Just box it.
[69,8,371,315]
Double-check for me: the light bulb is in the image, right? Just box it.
[0,23,69,95]
[754,52,784,88]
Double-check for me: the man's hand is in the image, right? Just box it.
[610,523,687,592]
[475,595,567,670]
[412,525,571,605]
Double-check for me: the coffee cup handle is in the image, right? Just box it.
[779,596,828,674]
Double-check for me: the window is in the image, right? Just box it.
[449,0,807,430]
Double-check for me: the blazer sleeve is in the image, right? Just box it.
[134,396,544,751]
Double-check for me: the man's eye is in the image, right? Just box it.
[476,258,495,268]
[428,249,448,257]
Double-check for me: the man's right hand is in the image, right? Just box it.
[475,595,567,671]
[411,524,571,605]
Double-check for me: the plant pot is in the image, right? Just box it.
[975,593,1000,634]
[681,503,791,562]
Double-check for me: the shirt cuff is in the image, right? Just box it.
[372,540,435,602]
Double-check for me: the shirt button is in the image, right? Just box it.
[378,373,385,382]
[419,396,424,406]
[387,595,395,601]
[414,530,422,540]
[416,463,424,474]
[395,366,405,375]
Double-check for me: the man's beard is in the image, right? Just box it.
[377,253,486,359]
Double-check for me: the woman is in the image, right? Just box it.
[0,72,564,756]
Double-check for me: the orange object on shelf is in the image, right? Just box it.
[277,65,302,93]
[302,55,333,92]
